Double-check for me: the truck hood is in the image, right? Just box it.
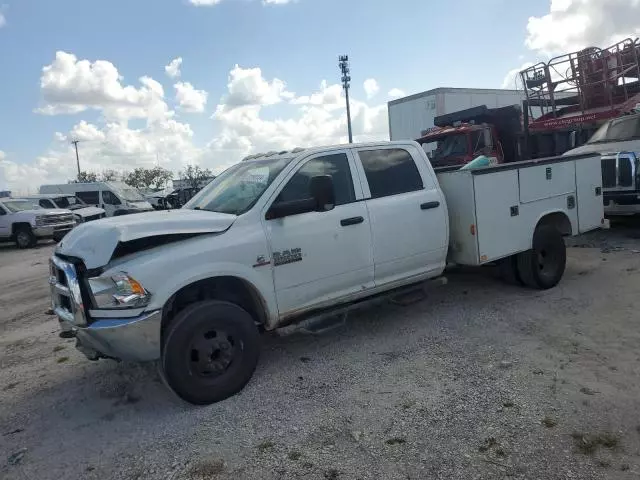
[564,140,640,157]
[8,208,72,220]
[56,209,237,269]
[72,206,105,218]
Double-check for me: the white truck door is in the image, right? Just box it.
[263,150,374,316]
[0,206,9,238]
[575,155,605,233]
[354,145,448,286]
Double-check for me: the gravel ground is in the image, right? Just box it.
[1,222,640,480]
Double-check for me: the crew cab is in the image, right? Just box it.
[0,197,75,248]
[48,141,604,404]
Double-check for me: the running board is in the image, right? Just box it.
[276,276,447,336]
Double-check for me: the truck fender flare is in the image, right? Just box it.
[532,210,574,246]
[152,266,277,329]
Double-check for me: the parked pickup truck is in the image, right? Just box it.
[0,197,75,248]
[48,141,604,404]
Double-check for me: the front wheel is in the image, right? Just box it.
[517,225,566,290]
[161,300,260,405]
[15,226,37,249]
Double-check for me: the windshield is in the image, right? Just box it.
[185,157,292,215]
[588,115,640,144]
[2,200,41,212]
[112,185,145,202]
[430,133,469,163]
[53,196,85,209]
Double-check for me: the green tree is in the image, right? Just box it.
[99,169,123,182]
[125,167,173,190]
[179,165,213,189]
[75,171,98,183]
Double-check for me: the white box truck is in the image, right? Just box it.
[47,141,603,404]
[388,87,526,141]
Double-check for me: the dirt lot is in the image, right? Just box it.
[1,222,640,480]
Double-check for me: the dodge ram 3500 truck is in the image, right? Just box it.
[49,141,604,404]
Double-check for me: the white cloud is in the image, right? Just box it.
[526,0,640,55]
[290,80,343,110]
[262,0,295,4]
[174,82,208,113]
[388,88,405,98]
[219,65,294,111]
[363,78,380,99]
[165,57,183,78]
[500,62,534,89]
[37,51,169,122]
[6,58,388,193]
[0,11,6,29]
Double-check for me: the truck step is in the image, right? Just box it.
[276,276,447,336]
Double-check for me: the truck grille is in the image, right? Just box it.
[41,213,74,225]
[601,153,636,190]
[601,158,616,188]
[49,256,87,326]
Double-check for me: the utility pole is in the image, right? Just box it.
[339,55,353,143]
[71,140,81,179]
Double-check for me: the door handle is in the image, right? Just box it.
[340,216,364,226]
[420,201,440,210]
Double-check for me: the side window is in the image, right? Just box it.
[359,148,424,199]
[39,199,55,208]
[276,153,355,206]
[102,191,121,205]
[76,191,99,205]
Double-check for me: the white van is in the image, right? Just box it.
[39,182,153,217]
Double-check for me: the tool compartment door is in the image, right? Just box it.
[473,170,527,263]
[519,162,576,204]
[575,156,604,233]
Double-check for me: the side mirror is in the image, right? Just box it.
[266,175,336,220]
[309,175,335,212]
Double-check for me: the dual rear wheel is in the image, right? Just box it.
[500,225,566,290]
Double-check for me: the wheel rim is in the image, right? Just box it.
[187,327,238,378]
[17,232,29,247]
[536,245,560,279]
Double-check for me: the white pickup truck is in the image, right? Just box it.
[49,141,603,404]
[0,197,76,248]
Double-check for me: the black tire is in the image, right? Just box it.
[498,255,523,285]
[161,300,260,405]
[517,225,566,289]
[15,226,37,249]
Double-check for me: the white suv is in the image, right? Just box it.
[0,197,75,248]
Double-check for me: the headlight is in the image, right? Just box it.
[35,216,45,227]
[88,273,150,309]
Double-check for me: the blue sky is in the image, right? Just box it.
[0,0,635,191]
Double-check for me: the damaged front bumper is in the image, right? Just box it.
[50,254,161,362]
[63,310,162,362]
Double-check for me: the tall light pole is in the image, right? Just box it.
[71,140,81,179]
[339,55,353,143]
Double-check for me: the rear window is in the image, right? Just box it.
[358,148,423,199]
